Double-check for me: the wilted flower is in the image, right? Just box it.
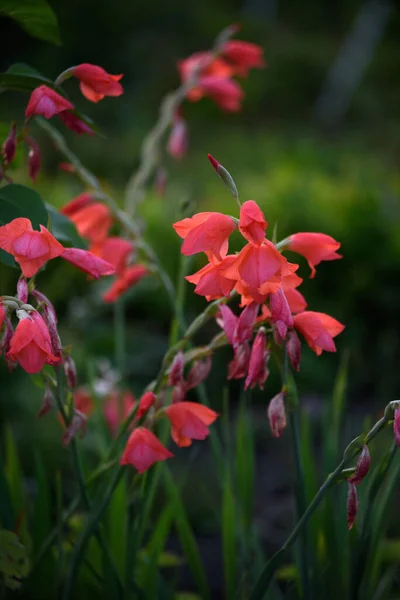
[2,122,17,165]
[267,391,287,438]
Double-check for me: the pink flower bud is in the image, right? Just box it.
[187,355,212,390]
[347,482,358,530]
[234,302,259,347]
[286,329,301,372]
[171,381,187,404]
[32,290,62,357]
[1,317,16,371]
[267,391,287,438]
[17,277,28,304]
[207,153,239,199]
[37,385,54,418]
[228,342,251,380]
[394,407,400,447]
[62,409,87,446]
[168,351,185,387]
[270,288,293,340]
[136,391,156,421]
[167,116,188,159]
[348,445,370,485]
[2,122,17,165]
[26,137,41,182]
[58,162,75,173]
[217,304,238,348]
[244,328,270,391]
[63,354,77,389]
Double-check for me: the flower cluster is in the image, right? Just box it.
[173,163,345,437]
[60,193,149,302]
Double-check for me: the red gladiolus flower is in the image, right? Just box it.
[120,427,173,473]
[103,264,148,303]
[0,217,65,277]
[186,255,237,300]
[348,445,371,485]
[73,388,95,416]
[288,232,342,278]
[58,111,94,135]
[6,310,60,374]
[347,482,358,530]
[282,272,307,314]
[25,86,74,119]
[239,200,268,246]
[167,115,188,159]
[245,328,270,390]
[198,76,244,112]
[104,391,135,437]
[293,311,345,356]
[173,212,236,261]
[222,40,265,77]
[61,248,115,279]
[267,391,287,438]
[61,199,112,244]
[179,52,233,87]
[394,407,400,447]
[165,401,218,447]
[71,64,123,103]
[91,236,134,275]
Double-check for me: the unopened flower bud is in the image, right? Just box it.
[394,407,400,447]
[1,317,16,371]
[348,444,370,485]
[286,329,301,372]
[187,355,212,390]
[32,290,62,357]
[136,391,156,421]
[244,328,270,391]
[168,351,185,387]
[171,380,187,404]
[17,277,28,304]
[228,342,251,380]
[267,391,287,438]
[37,385,54,418]
[234,302,259,348]
[167,116,188,159]
[270,288,293,340]
[26,137,41,182]
[58,162,75,173]
[2,122,17,165]
[347,482,358,530]
[63,354,77,389]
[207,153,239,199]
[62,409,87,446]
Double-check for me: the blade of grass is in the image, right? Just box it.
[222,473,237,600]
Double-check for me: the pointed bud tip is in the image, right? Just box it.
[207,154,220,172]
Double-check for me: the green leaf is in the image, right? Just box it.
[222,475,237,600]
[46,204,86,248]
[0,530,29,590]
[0,0,61,46]
[163,468,210,600]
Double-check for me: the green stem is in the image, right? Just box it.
[249,459,345,600]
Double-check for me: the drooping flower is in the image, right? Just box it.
[17,276,28,304]
[69,64,123,103]
[293,311,345,356]
[25,86,74,119]
[270,287,293,339]
[102,264,148,303]
[348,445,371,485]
[244,327,270,390]
[287,233,342,278]
[61,248,116,279]
[165,402,218,447]
[186,356,212,390]
[221,40,265,77]
[61,198,112,244]
[6,310,60,374]
[347,482,358,530]
[173,212,237,261]
[58,111,94,135]
[63,354,77,389]
[167,115,188,159]
[120,427,173,473]
[2,122,17,165]
[0,217,65,277]
[267,391,287,437]
[239,200,268,246]
[228,341,251,380]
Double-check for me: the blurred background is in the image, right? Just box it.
[0,0,399,595]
